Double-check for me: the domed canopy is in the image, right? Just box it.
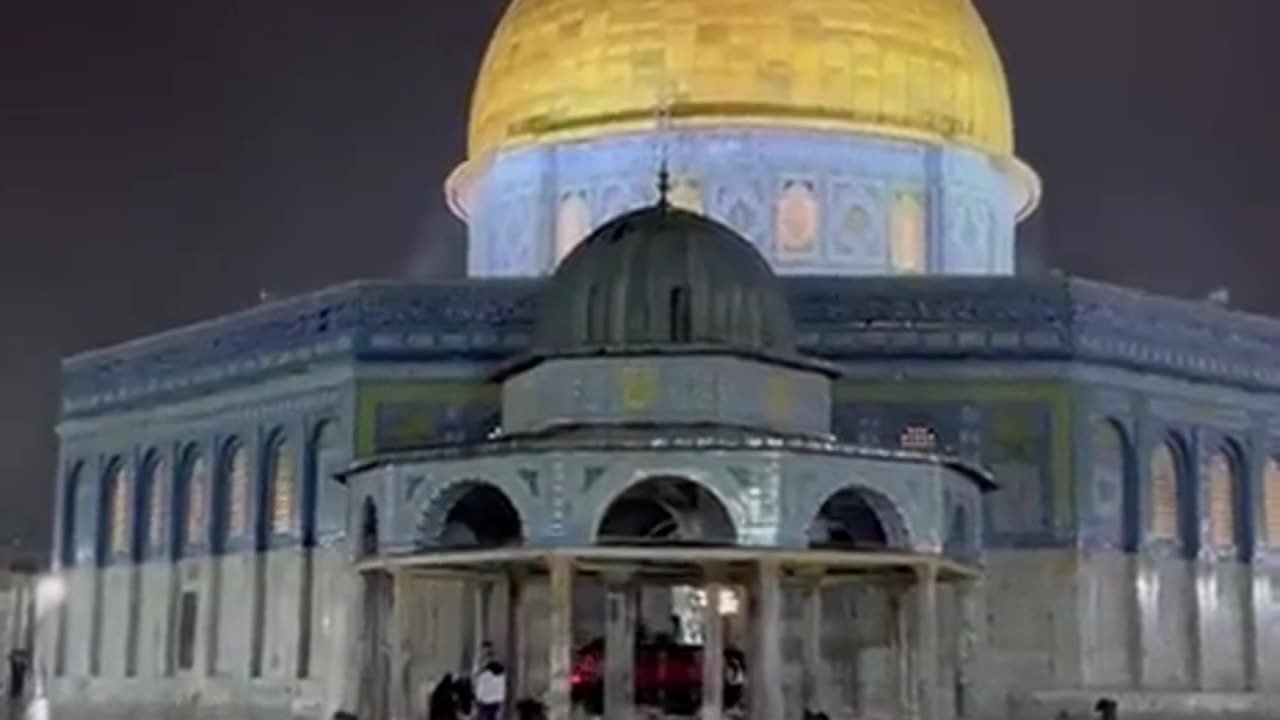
[533,205,796,355]
[468,0,1015,160]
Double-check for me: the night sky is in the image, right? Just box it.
[1,1,1278,555]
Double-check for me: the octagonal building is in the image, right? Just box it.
[40,1,1280,720]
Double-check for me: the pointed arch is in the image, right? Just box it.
[217,435,249,545]
[140,451,169,558]
[1149,438,1183,544]
[1091,419,1132,550]
[305,420,341,544]
[266,431,296,536]
[593,476,737,545]
[807,484,911,550]
[178,446,209,553]
[1206,443,1244,554]
[418,480,524,550]
[61,461,85,568]
[104,459,130,562]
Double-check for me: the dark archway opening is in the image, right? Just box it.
[438,484,523,549]
[808,488,891,550]
[360,498,379,557]
[596,477,735,545]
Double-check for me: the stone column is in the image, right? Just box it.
[505,570,526,708]
[799,569,826,713]
[751,559,785,720]
[701,573,727,720]
[547,556,575,720]
[954,578,980,719]
[915,565,940,720]
[389,570,412,720]
[474,579,495,666]
[604,572,638,720]
[890,583,912,720]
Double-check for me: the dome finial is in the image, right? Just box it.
[654,80,675,210]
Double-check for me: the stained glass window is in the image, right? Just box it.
[1265,458,1280,548]
[186,456,208,548]
[776,180,818,255]
[109,464,129,556]
[889,191,926,273]
[1150,443,1179,541]
[227,445,249,537]
[899,424,937,452]
[1207,451,1236,550]
[271,441,295,535]
[147,458,168,552]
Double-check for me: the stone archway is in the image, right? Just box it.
[594,475,738,545]
[418,481,524,550]
[807,485,910,550]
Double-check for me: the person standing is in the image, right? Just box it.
[474,660,507,720]
[428,673,457,720]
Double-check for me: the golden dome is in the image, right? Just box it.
[468,0,1017,160]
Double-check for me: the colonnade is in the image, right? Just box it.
[359,550,979,720]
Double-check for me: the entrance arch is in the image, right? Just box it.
[807,486,909,550]
[418,481,524,550]
[595,476,737,545]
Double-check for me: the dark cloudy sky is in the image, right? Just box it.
[1,1,1278,554]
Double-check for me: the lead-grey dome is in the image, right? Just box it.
[533,205,796,354]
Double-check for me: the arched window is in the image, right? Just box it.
[889,191,926,273]
[61,464,84,567]
[1149,442,1180,542]
[899,424,938,452]
[669,286,692,342]
[108,463,130,558]
[1092,421,1128,548]
[145,456,168,554]
[1265,457,1280,548]
[270,439,295,535]
[1207,450,1236,550]
[184,455,209,550]
[775,179,818,256]
[308,423,341,535]
[225,444,250,538]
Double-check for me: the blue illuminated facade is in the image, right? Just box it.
[462,128,1018,277]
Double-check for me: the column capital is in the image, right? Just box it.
[915,561,940,584]
[791,565,827,588]
[600,568,636,589]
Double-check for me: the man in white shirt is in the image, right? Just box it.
[474,660,507,720]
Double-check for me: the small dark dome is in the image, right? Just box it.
[533,206,796,354]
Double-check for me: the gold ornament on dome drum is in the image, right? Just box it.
[468,0,1016,160]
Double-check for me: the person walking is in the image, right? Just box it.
[474,660,507,720]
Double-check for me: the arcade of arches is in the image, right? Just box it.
[355,478,980,720]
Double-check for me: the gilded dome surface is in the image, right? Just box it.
[534,204,796,355]
[469,0,1016,160]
